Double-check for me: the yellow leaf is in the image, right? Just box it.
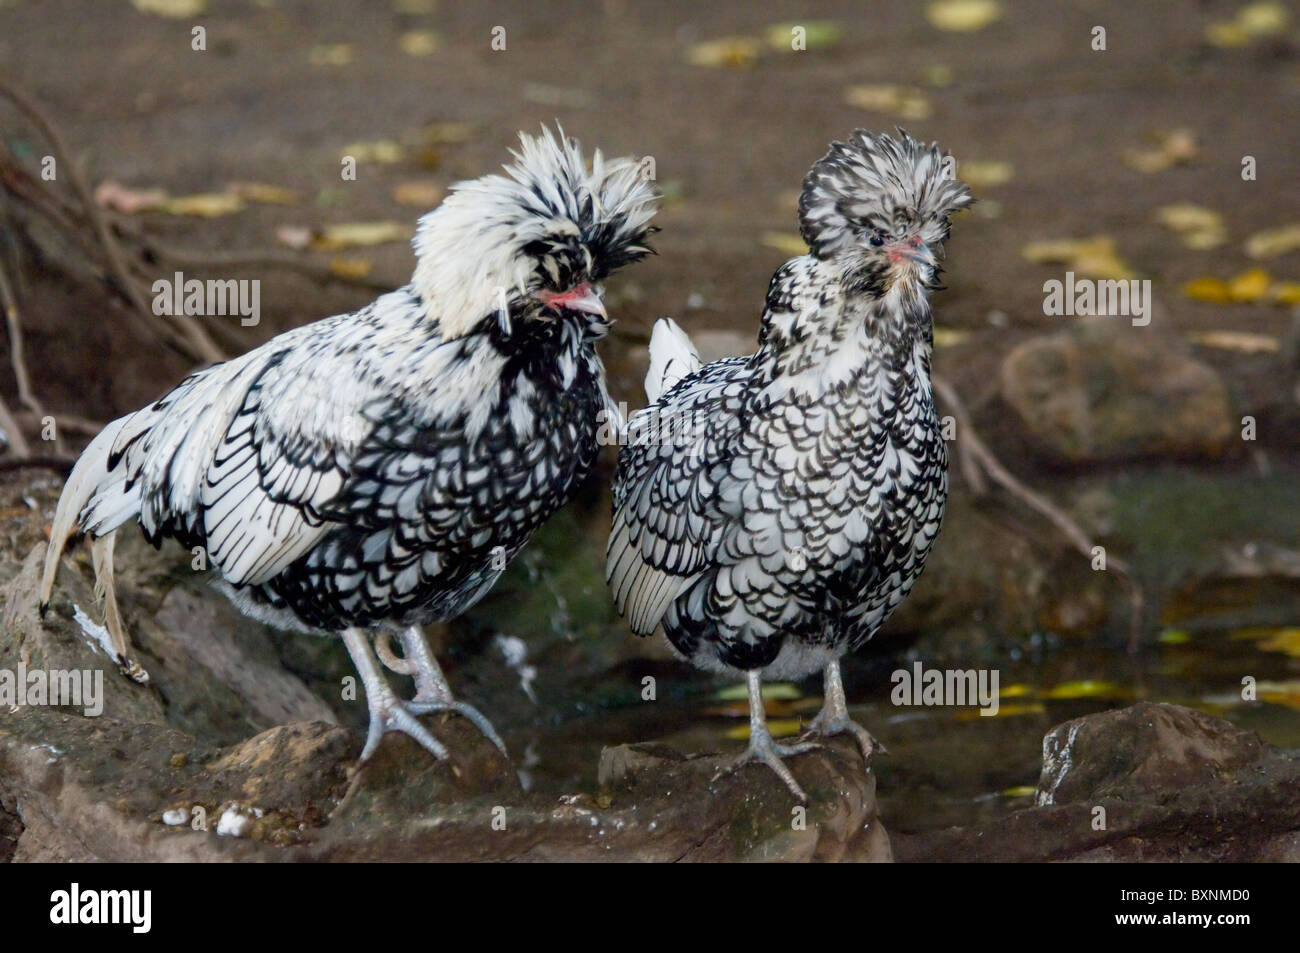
[998,683,1035,698]
[1244,223,1300,259]
[392,181,443,207]
[1122,129,1197,173]
[399,30,439,56]
[1182,276,1233,303]
[1257,628,1300,657]
[342,140,405,164]
[958,160,1013,189]
[1042,680,1124,700]
[1270,281,1300,305]
[844,84,932,120]
[1158,628,1191,644]
[715,682,801,702]
[1228,267,1271,302]
[1205,21,1251,47]
[1187,331,1280,354]
[762,232,808,257]
[765,21,842,51]
[422,122,475,144]
[1155,203,1227,248]
[724,718,803,740]
[932,327,968,348]
[310,44,354,67]
[158,193,245,217]
[926,0,1002,32]
[956,702,1044,720]
[1001,786,1038,798]
[1239,2,1290,36]
[228,182,301,205]
[313,221,412,250]
[328,257,374,280]
[131,0,205,16]
[687,36,762,68]
[1021,236,1136,280]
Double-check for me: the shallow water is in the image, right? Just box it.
[499,623,1300,834]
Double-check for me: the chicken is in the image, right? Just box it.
[607,130,971,799]
[41,126,658,762]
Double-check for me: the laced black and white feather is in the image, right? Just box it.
[607,130,970,680]
[42,127,658,648]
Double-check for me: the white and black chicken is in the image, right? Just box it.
[41,127,658,762]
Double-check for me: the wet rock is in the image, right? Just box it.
[895,703,1300,862]
[1034,701,1262,806]
[999,323,1236,464]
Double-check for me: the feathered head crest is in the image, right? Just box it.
[798,129,972,260]
[413,125,659,337]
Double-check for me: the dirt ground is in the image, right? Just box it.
[1,0,1299,861]
[2,0,1297,423]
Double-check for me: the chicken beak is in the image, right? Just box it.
[534,283,607,319]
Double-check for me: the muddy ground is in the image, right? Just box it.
[0,0,1298,861]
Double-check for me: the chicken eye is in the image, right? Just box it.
[869,230,886,247]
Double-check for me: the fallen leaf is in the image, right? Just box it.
[932,327,968,348]
[998,683,1035,698]
[341,140,405,164]
[313,221,412,250]
[521,83,594,109]
[1021,235,1136,280]
[158,193,245,217]
[725,718,802,740]
[228,182,301,205]
[1001,786,1038,798]
[956,702,1044,720]
[926,0,1002,32]
[1182,276,1233,303]
[1228,267,1272,302]
[392,181,443,207]
[274,225,314,250]
[923,64,954,87]
[94,180,168,214]
[1244,223,1300,259]
[1158,628,1192,644]
[422,122,475,144]
[1122,128,1197,173]
[1207,2,1289,46]
[1155,202,1227,249]
[761,232,808,257]
[309,44,354,67]
[844,84,932,120]
[131,0,205,16]
[1256,628,1300,657]
[328,257,374,280]
[958,160,1013,189]
[1271,282,1300,305]
[687,36,762,68]
[1187,331,1280,354]
[1041,680,1125,700]
[765,21,842,51]
[715,682,801,702]
[399,30,439,56]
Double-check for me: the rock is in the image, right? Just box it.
[895,703,1300,862]
[1034,702,1262,806]
[999,323,1236,464]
